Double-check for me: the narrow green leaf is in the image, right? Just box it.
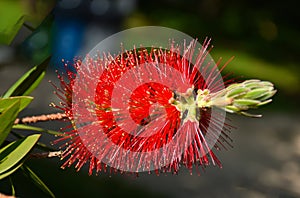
[259,81,274,87]
[243,88,271,99]
[13,124,63,136]
[0,162,23,180]
[225,105,240,113]
[10,131,56,152]
[257,99,273,106]
[226,87,249,98]
[234,99,260,106]
[0,134,41,175]
[243,79,261,84]
[258,90,277,101]
[0,100,20,145]
[240,111,262,118]
[225,83,240,91]
[23,71,46,96]
[2,57,49,98]
[244,81,264,89]
[0,96,33,113]
[21,165,55,198]
[9,176,15,196]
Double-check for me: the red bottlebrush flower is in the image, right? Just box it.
[54,38,235,175]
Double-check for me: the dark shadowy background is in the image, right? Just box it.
[0,0,299,197]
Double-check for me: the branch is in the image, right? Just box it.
[14,113,68,125]
[29,151,62,159]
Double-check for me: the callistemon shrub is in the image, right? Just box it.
[53,38,276,175]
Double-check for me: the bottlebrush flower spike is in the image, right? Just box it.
[53,38,276,175]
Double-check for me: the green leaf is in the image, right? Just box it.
[0,1,25,44]
[0,100,20,146]
[2,57,49,98]
[257,99,273,106]
[9,176,15,196]
[258,90,277,101]
[225,83,240,90]
[0,1,56,45]
[226,87,249,98]
[10,131,56,152]
[0,134,41,175]
[224,105,240,113]
[13,124,63,136]
[243,88,271,99]
[21,165,55,198]
[0,96,33,113]
[240,111,262,118]
[234,99,260,106]
[0,162,23,180]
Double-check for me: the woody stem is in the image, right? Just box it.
[14,113,68,125]
[29,151,62,159]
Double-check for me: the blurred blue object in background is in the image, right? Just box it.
[50,0,88,71]
[51,16,85,71]
[49,0,136,72]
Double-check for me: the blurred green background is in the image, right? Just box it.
[0,0,299,197]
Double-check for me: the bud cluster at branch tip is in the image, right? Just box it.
[197,79,277,117]
[170,79,276,120]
